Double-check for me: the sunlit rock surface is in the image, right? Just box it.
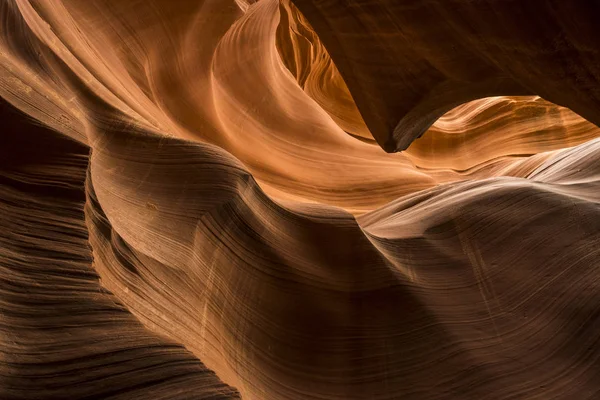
[1,0,600,399]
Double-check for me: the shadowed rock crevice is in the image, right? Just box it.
[289,0,600,152]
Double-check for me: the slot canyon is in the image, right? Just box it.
[1,0,600,399]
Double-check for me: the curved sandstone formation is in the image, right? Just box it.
[290,0,600,152]
[1,0,600,399]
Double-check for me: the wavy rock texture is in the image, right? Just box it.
[1,0,600,399]
[0,98,240,399]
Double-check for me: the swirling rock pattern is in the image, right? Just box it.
[0,98,239,399]
[1,0,600,399]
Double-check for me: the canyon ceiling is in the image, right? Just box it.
[1,0,600,399]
